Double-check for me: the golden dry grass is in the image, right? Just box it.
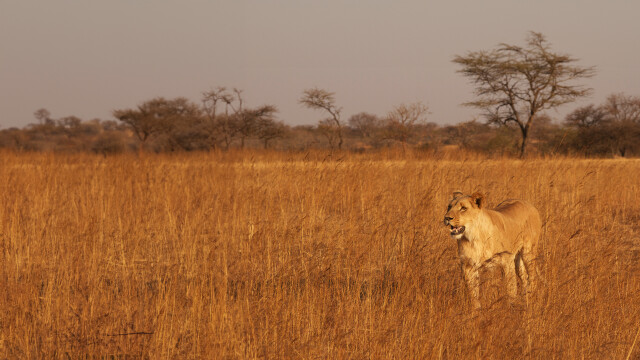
[1,150,640,359]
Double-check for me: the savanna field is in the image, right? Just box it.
[1,150,640,359]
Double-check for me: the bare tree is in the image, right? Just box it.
[201,87,243,149]
[382,102,429,147]
[564,104,607,128]
[299,88,344,150]
[202,87,279,149]
[202,87,234,149]
[565,104,618,156]
[348,112,382,139]
[600,94,640,156]
[453,31,595,157]
[565,94,640,157]
[316,118,342,149]
[202,87,229,121]
[603,93,640,123]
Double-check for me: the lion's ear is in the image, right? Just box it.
[452,191,464,200]
[471,192,484,209]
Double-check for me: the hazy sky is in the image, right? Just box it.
[2,1,639,129]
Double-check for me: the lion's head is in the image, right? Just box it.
[443,191,484,239]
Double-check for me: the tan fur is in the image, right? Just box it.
[443,192,541,308]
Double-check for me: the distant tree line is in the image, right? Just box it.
[2,88,639,157]
[2,32,639,157]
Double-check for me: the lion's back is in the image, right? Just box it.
[488,199,542,248]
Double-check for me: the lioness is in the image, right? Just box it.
[443,191,541,308]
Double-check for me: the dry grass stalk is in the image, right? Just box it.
[0,150,639,358]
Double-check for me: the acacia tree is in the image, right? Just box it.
[256,117,288,149]
[453,32,595,157]
[113,97,202,151]
[299,88,344,150]
[34,108,53,125]
[236,105,279,148]
[113,103,162,147]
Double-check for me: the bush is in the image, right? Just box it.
[92,133,126,155]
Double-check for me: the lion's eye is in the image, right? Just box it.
[460,207,467,211]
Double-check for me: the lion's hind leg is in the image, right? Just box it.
[515,250,528,293]
[518,247,540,311]
[521,248,538,294]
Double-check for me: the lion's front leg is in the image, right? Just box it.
[461,264,480,309]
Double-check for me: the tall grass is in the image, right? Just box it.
[1,151,639,358]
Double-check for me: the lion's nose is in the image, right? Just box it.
[444,215,453,221]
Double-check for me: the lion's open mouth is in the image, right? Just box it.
[450,225,465,236]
